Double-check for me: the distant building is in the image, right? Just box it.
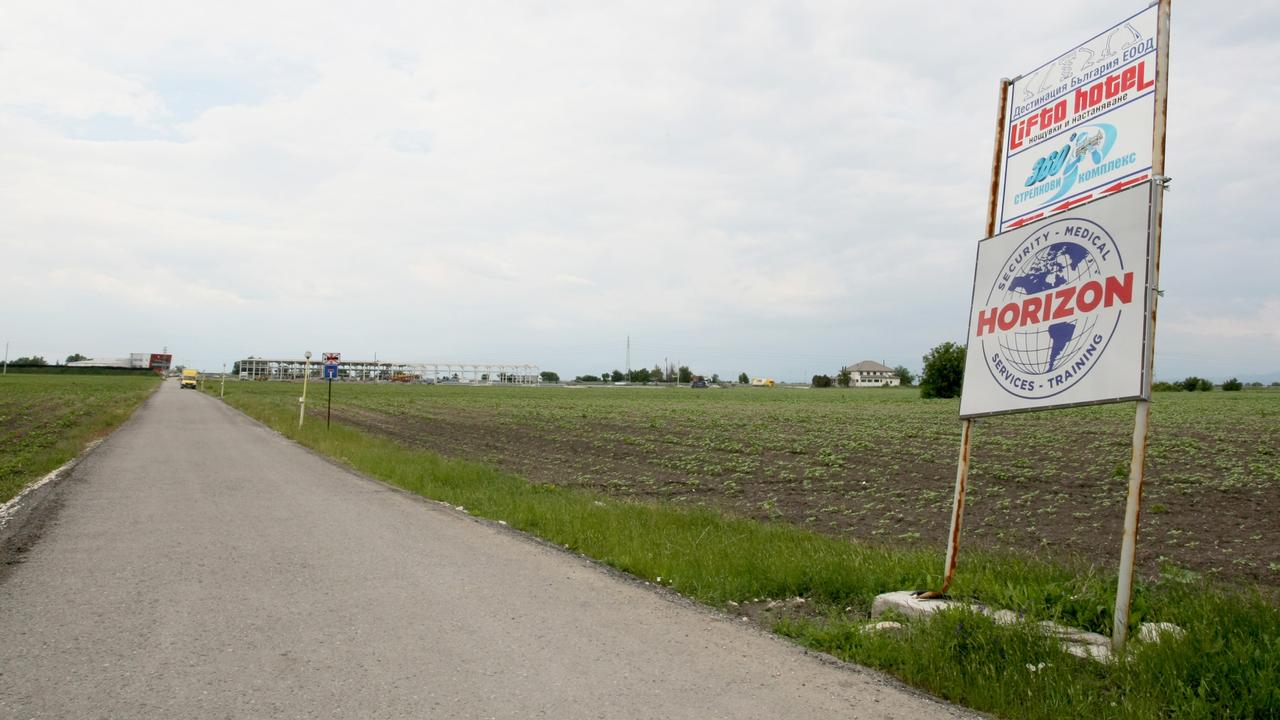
[842,360,900,387]
[67,352,172,373]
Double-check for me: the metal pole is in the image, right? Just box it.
[298,352,312,429]
[1114,0,1172,651]
[327,378,332,429]
[933,77,1011,596]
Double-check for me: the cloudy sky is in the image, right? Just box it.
[2,1,1276,382]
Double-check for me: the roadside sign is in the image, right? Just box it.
[961,182,1153,418]
[939,0,1171,652]
[322,353,342,429]
[998,5,1159,233]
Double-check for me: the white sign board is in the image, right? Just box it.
[998,5,1159,233]
[960,182,1153,418]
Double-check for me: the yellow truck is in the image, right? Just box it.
[180,368,199,390]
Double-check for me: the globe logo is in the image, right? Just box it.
[996,241,1100,375]
[977,215,1131,400]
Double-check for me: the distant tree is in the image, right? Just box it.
[650,365,665,382]
[1180,376,1213,392]
[836,369,851,388]
[738,372,749,384]
[919,342,966,399]
[575,374,601,383]
[710,373,720,383]
[13,356,48,366]
[1151,381,1179,392]
[892,365,915,386]
[610,369,624,382]
[811,374,833,388]
[678,366,692,384]
[539,371,560,383]
[1221,377,1243,391]
[232,361,242,375]
[1272,381,1280,387]
[1248,381,1264,387]
[627,368,651,383]
[65,353,88,363]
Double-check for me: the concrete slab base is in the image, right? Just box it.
[870,591,1184,664]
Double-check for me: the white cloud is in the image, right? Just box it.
[0,1,1276,379]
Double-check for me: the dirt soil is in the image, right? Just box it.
[330,400,1280,588]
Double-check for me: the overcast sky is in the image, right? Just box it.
[2,1,1276,382]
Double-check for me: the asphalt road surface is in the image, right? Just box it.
[0,380,973,719]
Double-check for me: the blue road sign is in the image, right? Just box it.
[323,364,339,380]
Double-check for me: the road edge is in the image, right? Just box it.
[0,380,163,575]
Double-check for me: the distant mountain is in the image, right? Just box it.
[1236,370,1280,385]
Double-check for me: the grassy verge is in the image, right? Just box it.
[1,374,161,503]
[211,383,1280,719]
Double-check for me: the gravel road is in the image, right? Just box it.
[0,380,975,719]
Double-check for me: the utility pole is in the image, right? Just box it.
[625,335,630,380]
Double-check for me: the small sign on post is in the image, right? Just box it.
[322,353,340,429]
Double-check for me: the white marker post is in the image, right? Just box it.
[298,350,312,429]
[221,363,226,398]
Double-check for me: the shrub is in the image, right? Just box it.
[920,341,965,399]
[811,374,833,388]
[1222,377,1243,391]
[1180,376,1213,392]
[892,365,915,386]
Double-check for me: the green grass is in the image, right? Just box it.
[210,381,1280,719]
[213,380,1280,586]
[1,374,161,503]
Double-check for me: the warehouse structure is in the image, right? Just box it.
[236,357,541,384]
[68,352,172,373]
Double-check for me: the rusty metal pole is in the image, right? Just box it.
[1114,0,1172,651]
[936,77,1012,595]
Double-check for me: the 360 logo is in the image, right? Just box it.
[1023,123,1117,202]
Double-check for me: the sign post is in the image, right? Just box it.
[935,75,1012,597]
[939,0,1171,652]
[1114,0,1172,651]
[322,353,341,430]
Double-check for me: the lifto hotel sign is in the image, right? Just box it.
[999,5,1158,232]
[961,5,1163,419]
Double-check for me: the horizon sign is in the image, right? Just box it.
[960,182,1153,418]
[998,5,1159,233]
